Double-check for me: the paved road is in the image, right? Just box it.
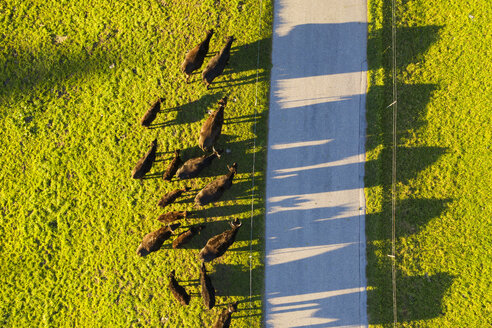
[264,0,368,327]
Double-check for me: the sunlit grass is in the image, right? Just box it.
[0,0,272,326]
[365,0,491,326]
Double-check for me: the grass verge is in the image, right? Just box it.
[0,0,272,326]
[365,0,491,326]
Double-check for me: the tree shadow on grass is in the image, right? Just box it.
[365,83,438,153]
[0,43,119,100]
[366,197,451,240]
[367,271,454,324]
[365,146,448,188]
[367,25,443,72]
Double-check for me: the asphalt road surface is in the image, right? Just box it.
[264,0,368,327]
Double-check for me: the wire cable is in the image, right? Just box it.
[249,0,263,308]
[391,0,398,325]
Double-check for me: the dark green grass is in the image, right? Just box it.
[365,0,491,326]
[0,0,272,326]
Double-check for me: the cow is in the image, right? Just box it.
[131,139,157,179]
[213,302,238,328]
[136,223,180,257]
[176,148,222,179]
[140,98,163,127]
[194,163,237,207]
[168,270,190,306]
[200,262,216,310]
[181,29,214,82]
[202,36,235,89]
[157,211,189,223]
[172,225,205,249]
[158,186,191,208]
[163,149,182,181]
[199,218,241,262]
[199,97,227,151]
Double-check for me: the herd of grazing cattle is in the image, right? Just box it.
[131,29,242,327]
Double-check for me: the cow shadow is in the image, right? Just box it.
[193,204,251,220]
[142,171,164,180]
[148,93,224,129]
[224,112,267,126]
[207,71,268,90]
[211,264,262,297]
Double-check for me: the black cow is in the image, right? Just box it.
[199,218,242,262]
[131,139,157,179]
[194,163,237,207]
[172,225,205,249]
[213,302,238,328]
[200,262,216,310]
[157,211,189,223]
[176,148,222,179]
[202,36,235,89]
[163,149,182,181]
[199,97,227,151]
[136,223,180,257]
[181,29,214,82]
[168,270,190,306]
[158,186,190,208]
[140,98,163,127]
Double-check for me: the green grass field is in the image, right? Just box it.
[0,0,272,326]
[365,0,491,326]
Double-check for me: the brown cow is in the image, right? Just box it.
[199,218,242,262]
[158,186,190,208]
[200,262,216,310]
[168,270,190,306]
[194,163,237,207]
[213,302,238,328]
[172,225,205,249]
[163,149,182,181]
[181,29,214,82]
[140,98,163,127]
[176,148,222,179]
[202,36,235,89]
[199,97,227,151]
[131,139,157,179]
[157,211,189,223]
[136,223,180,257]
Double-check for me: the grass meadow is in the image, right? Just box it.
[0,0,272,326]
[365,0,491,326]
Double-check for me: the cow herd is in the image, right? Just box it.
[131,29,243,327]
